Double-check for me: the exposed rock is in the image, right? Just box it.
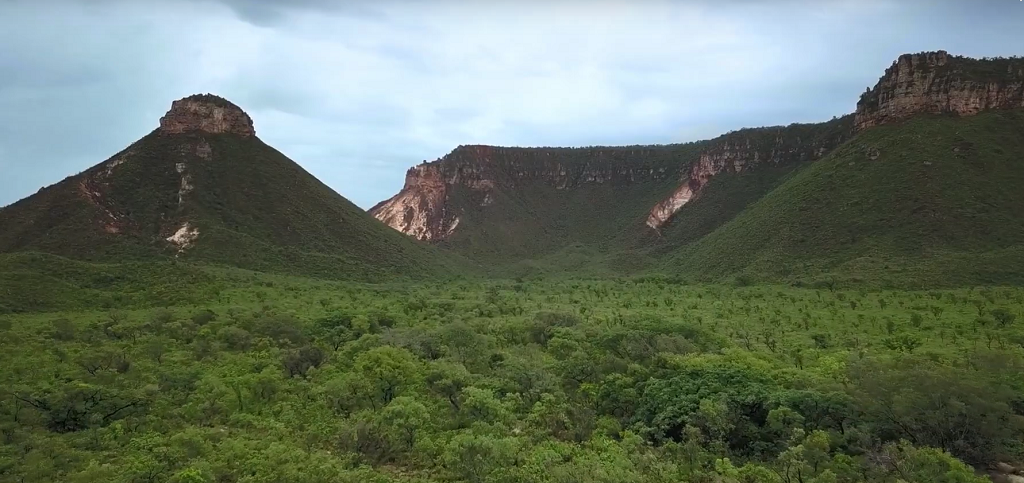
[195,139,213,159]
[855,51,1024,131]
[370,163,453,242]
[159,94,255,137]
[647,183,696,229]
[370,144,686,241]
[76,149,139,234]
[995,462,1017,475]
[166,222,199,252]
[645,118,853,230]
[174,162,193,206]
[104,151,131,176]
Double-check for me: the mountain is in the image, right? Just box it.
[668,51,1024,286]
[667,109,1024,287]
[0,94,460,280]
[370,116,852,275]
[371,143,699,272]
[373,51,1024,284]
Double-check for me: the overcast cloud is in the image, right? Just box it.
[1,0,1022,208]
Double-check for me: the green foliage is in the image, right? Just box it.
[3,271,1024,481]
[0,252,218,313]
[431,117,853,280]
[991,307,1017,327]
[877,441,989,483]
[383,108,1022,289]
[668,109,1024,287]
[0,129,467,282]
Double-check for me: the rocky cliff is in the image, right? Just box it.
[159,94,256,137]
[371,51,1023,252]
[370,144,691,241]
[369,163,455,242]
[372,120,854,242]
[646,117,853,230]
[854,51,1024,131]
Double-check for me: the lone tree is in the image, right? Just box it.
[991,308,1016,327]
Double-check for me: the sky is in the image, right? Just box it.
[1,0,1022,209]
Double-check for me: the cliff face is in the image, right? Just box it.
[371,121,854,242]
[371,51,1024,250]
[159,94,256,137]
[646,117,853,230]
[370,144,688,241]
[854,51,1024,131]
[370,163,455,242]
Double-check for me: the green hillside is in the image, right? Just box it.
[0,98,464,281]
[438,145,701,271]
[665,109,1024,287]
[391,118,851,278]
[174,132,465,280]
[0,252,220,314]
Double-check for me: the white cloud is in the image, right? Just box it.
[0,0,1021,209]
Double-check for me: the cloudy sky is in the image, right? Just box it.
[1,0,1021,209]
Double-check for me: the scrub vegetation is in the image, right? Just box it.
[2,264,1021,482]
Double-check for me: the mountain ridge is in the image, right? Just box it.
[370,51,1024,283]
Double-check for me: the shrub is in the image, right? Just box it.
[283,345,326,378]
[50,318,76,341]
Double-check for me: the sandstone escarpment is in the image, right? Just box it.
[371,52,1024,245]
[369,163,455,242]
[159,94,256,137]
[370,144,690,241]
[855,51,1024,131]
[646,117,853,230]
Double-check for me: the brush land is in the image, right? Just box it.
[1,257,1021,483]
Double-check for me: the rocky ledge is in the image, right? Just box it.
[855,51,1024,131]
[159,94,255,137]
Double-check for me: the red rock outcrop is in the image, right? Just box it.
[159,94,256,137]
[854,51,1024,131]
[369,163,455,242]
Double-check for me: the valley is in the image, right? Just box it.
[2,48,1024,483]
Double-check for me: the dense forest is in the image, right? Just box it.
[2,267,1022,482]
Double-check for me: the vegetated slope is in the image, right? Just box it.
[372,117,851,276]
[650,117,853,248]
[0,252,219,313]
[371,144,700,274]
[371,51,1023,282]
[667,109,1024,287]
[435,145,702,268]
[0,94,462,281]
